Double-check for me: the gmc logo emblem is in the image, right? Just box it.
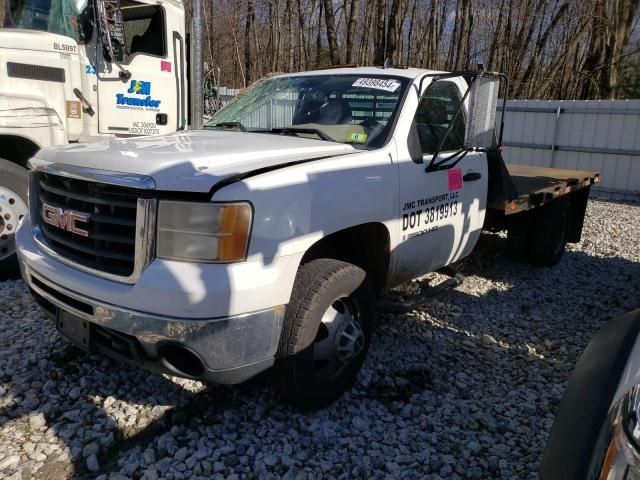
[41,203,90,237]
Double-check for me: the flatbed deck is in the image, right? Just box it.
[488,163,600,214]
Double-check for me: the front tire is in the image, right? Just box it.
[0,159,29,279]
[270,259,373,409]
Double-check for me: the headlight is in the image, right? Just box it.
[595,386,640,480]
[156,201,252,262]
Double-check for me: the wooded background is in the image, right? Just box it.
[195,0,640,99]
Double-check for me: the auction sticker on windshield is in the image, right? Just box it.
[352,78,401,92]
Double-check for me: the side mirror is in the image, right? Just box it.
[97,0,127,66]
[464,76,500,150]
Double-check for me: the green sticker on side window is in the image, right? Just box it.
[347,132,368,143]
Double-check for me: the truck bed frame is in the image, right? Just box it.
[486,150,600,216]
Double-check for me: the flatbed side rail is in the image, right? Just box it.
[488,162,601,215]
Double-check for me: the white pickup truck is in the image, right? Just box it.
[16,66,600,408]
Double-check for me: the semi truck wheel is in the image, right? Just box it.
[271,259,373,409]
[0,159,29,279]
[528,198,570,267]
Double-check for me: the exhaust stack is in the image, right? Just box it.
[190,0,204,129]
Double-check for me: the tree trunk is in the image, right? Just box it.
[270,0,282,72]
[406,0,418,65]
[323,0,340,64]
[283,0,293,71]
[360,3,374,64]
[515,1,569,97]
[374,0,386,65]
[298,0,308,70]
[244,0,255,85]
[601,0,640,98]
[460,0,473,70]
[1,0,8,26]
[316,1,324,68]
[580,0,606,98]
[384,0,401,63]
[346,0,359,64]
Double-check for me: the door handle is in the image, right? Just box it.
[463,172,482,182]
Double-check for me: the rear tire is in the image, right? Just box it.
[0,159,29,280]
[528,198,570,266]
[270,259,373,409]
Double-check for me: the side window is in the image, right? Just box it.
[414,81,465,154]
[122,4,166,58]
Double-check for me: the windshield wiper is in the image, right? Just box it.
[207,121,247,132]
[266,127,336,142]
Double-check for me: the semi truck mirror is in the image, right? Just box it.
[464,76,500,150]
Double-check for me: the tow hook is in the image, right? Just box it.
[377,267,464,314]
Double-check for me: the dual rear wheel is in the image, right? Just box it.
[506,198,571,267]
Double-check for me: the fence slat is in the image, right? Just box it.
[500,100,640,200]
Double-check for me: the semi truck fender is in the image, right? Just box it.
[0,134,41,168]
[0,94,67,148]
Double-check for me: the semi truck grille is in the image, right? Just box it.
[34,173,151,278]
[7,62,66,83]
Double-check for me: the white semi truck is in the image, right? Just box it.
[0,0,204,275]
[16,65,600,408]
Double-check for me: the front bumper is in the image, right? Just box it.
[22,265,285,384]
[16,215,301,319]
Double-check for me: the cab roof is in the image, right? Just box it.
[279,66,447,80]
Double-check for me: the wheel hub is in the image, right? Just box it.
[0,186,28,262]
[333,316,365,362]
[313,298,365,378]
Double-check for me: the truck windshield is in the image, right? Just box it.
[204,74,409,148]
[2,0,93,43]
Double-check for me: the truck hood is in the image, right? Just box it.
[36,130,358,193]
[0,29,79,54]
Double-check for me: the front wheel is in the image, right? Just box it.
[270,259,373,409]
[0,159,29,279]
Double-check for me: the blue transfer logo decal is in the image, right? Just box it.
[116,80,161,110]
[128,80,150,95]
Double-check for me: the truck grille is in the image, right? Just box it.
[7,62,66,83]
[34,172,148,277]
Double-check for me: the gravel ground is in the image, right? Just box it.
[0,198,639,480]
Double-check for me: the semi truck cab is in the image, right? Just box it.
[0,0,188,273]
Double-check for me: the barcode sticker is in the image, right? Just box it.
[352,78,401,92]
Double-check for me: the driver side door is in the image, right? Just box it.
[393,79,488,282]
[96,1,184,136]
